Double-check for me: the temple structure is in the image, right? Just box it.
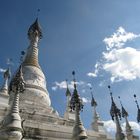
[0,18,139,140]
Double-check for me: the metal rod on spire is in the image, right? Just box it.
[90,87,93,97]
[20,51,25,63]
[134,94,140,123]
[72,71,76,82]
[108,85,113,101]
[118,96,122,106]
[134,94,140,109]
[37,9,40,19]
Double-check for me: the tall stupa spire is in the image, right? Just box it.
[0,65,25,140]
[22,18,42,68]
[108,85,125,140]
[8,18,51,110]
[0,68,11,95]
[118,96,133,140]
[90,87,99,131]
[70,71,88,140]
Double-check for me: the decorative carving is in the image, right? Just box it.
[28,18,42,40]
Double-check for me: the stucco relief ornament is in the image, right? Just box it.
[9,65,25,93]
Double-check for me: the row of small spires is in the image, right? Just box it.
[0,67,140,124]
[65,72,140,139]
[108,85,140,123]
[65,75,140,124]
[1,66,140,139]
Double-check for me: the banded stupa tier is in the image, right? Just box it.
[9,19,51,112]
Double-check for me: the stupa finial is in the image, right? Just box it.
[72,71,77,90]
[118,96,128,118]
[134,94,140,123]
[108,85,121,121]
[90,87,97,107]
[65,79,71,97]
[28,17,42,40]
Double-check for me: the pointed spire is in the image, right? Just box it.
[64,79,73,120]
[9,65,25,93]
[118,96,128,118]
[0,68,11,95]
[28,18,42,40]
[90,88,97,107]
[118,96,133,140]
[108,85,125,140]
[90,87,99,131]
[65,79,71,97]
[0,66,25,140]
[134,94,140,123]
[70,71,87,140]
[108,86,121,121]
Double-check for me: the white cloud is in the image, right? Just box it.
[87,83,92,88]
[87,62,101,78]
[104,27,140,50]
[103,120,116,132]
[81,89,86,93]
[52,81,73,91]
[6,58,14,66]
[103,120,140,133]
[0,68,6,73]
[99,80,106,87]
[88,27,140,82]
[51,86,58,91]
[52,80,92,92]
[103,47,140,82]
[81,97,90,104]
[122,121,140,132]
[87,72,97,77]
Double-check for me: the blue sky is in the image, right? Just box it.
[0,0,140,136]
